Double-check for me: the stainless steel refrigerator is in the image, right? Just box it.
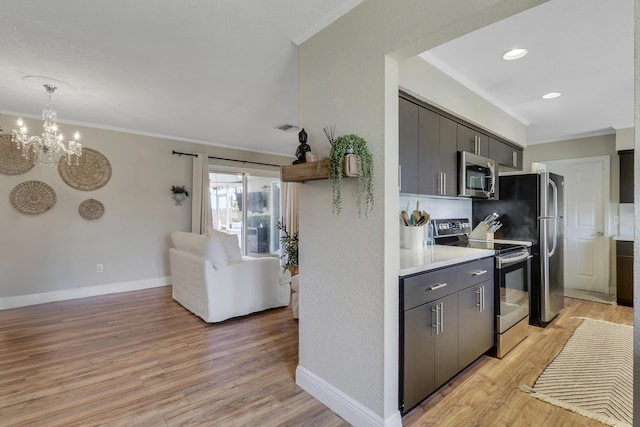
[473,171,564,326]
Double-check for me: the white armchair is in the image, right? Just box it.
[169,231,291,323]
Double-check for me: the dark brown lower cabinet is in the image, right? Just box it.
[616,240,633,306]
[399,257,494,414]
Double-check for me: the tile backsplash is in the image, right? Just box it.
[618,203,634,237]
[399,195,471,222]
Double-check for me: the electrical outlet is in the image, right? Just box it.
[97,264,103,273]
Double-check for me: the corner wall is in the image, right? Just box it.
[297,0,548,424]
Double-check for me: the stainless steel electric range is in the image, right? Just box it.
[433,218,531,358]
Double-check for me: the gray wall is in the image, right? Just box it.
[0,114,291,306]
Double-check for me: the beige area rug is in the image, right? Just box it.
[521,318,632,426]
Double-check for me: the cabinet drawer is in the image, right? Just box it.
[402,257,494,310]
[458,257,494,286]
[617,240,633,256]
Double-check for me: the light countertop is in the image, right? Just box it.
[613,235,634,242]
[400,245,495,277]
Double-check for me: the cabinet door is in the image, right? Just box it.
[457,124,489,157]
[434,292,459,389]
[616,241,634,306]
[619,150,634,203]
[402,303,436,411]
[399,98,419,194]
[439,116,459,196]
[489,138,523,171]
[458,280,495,369]
[418,107,440,195]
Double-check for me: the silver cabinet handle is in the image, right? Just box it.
[512,151,517,167]
[474,135,479,155]
[427,283,448,291]
[475,288,481,309]
[442,173,446,195]
[440,302,444,333]
[481,285,485,312]
[472,269,488,276]
[432,304,440,335]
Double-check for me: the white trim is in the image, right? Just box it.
[296,365,402,427]
[0,277,171,310]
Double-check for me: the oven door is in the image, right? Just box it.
[459,151,496,198]
[496,250,531,334]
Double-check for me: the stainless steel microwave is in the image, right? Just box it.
[458,151,496,199]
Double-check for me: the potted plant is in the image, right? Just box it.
[329,134,374,217]
[171,185,189,206]
[276,220,298,275]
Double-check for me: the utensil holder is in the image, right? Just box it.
[400,226,425,249]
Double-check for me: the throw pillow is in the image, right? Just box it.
[208,237,228,270]
[206,228,243,261]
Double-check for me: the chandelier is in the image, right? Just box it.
[12,84,82,166]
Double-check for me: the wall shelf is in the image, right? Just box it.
[280,157,358,183]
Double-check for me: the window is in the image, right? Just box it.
[209,170,281,258]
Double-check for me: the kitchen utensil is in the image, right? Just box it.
[412,202,421,224]
[415,216,426,227]
[401,211,410,226]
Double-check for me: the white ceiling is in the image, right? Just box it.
[0,0,362,156]
[0,0,633,156]
[420,0,634,145]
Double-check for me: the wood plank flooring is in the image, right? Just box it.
[0,287,632,426]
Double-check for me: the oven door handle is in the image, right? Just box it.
[497,252,532,268]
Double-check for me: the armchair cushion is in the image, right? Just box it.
[171,231,227,269]
[207,228,243,261]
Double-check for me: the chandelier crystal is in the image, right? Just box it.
[12,84,82,166]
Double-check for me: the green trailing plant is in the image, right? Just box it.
[276,219,298,272]
[329,134,374,217]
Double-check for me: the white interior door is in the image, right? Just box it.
[545,157,609,294]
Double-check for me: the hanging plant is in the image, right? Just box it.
[329,134,374,217]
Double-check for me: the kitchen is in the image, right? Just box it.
[395,0,634,422]
[295,1,636,426]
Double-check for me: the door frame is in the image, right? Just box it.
[542,155,611,294]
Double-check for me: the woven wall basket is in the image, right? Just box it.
[58,147,112,191]
[0,134,36,175]
[78,198,105,220]
[10,180,57,215]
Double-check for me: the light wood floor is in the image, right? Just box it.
[0,287,632,426]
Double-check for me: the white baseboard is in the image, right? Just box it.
[296,365,402,427]
[0,277,171,310]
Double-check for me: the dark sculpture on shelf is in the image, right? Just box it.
[293,128,311,164]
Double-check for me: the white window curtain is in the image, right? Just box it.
[281,182,299,238]
[191,153,213,234]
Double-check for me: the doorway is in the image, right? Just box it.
[209,170,281,258]
[543,156,611,299]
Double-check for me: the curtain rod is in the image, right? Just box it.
[172,150,282,168]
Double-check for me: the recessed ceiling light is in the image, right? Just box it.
[542,92,562,99]
[502,48,528,60]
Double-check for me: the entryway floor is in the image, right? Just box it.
[565,288,615,305]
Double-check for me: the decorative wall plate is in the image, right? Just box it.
[0,134,36,175]
[10,180,56,215]
[78,198,105,220]
[58,147,112,191]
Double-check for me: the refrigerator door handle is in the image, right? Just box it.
[549,218,558,258]
[548,178,559,257]
[549,178,559,218]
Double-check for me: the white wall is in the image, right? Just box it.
[297,0,548,424]
[616,127,634,151]
[0,114,290,308]
[399,56,527,147]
